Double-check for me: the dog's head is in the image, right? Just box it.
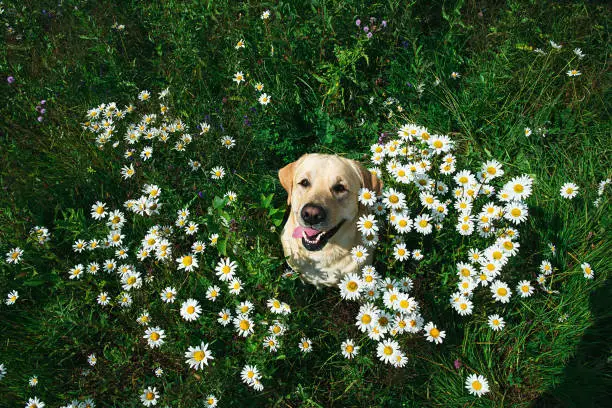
[278,154,382,252]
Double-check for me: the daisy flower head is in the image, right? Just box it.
[454,296,474,316]
[228,277,243,295]
[412,249,424,260]
[258,93,271,105]
[205,395,219,407]
[581,262,594,279]
[160,286,177,303]
[567,69,581,77]
[29,375,38,387]
[503,201,528,224]
[254,82,264,91]
[206,285,221,302]
[241,364,261,385]
[118,292,133,307]
[25,397,45,408]
[540,260,553,275]
[424,322,445,344]
[209,233,219,246]
[377,339,400,364]
[180,299,202,321]
[451,71,461,79]
[90,201,107,220]
[136,310,151,326]
[560,182,579,199]
[574,48,586,59]
[414,214,433,235]
[68,264,84,280]
[393,242,410,261]
[87,353,97,366]
[393,213,412,234]
[503,175,533,201]
[235,38,245,49]
[144,327,166,348]
[351,245,369,264]
[488,314,505,331]
[263,335,279,352]
[185,221,199,235]
[428,134,454,154]
[339,273,364,300]
[210,166,225,180]
[221,135,235,149]
[524,127,532,137]
[361,265,379,287]
[466,374,490,397]
[341,339,360,359]
[73,239,86,253]
[234,314,255,337]
[217,308,232,326]
[267,298,284,314]
[138,90,151,101]
[550,40,562,49]
[215,257,237,281]
[357,214,378,235]
[491,280,512,303]
[97,292,110,306]
[185,342,214,370]
[121,164,135,179]
[155,367,164,377]
[261,9,270,19]
[233,71,245,84]
[517,280,534,297]
[5,247,23,264]
[299,337,313,353]
[171,248,193,269]
[481,160,504,180]
[382,188,406,210]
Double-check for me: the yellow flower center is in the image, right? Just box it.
[389,195,399,204]
[487,167,496,175]
[364,221,373,229]
[361,314,372,324]
[497,288,508,296]
[398,248,406,256]
[459,176,468,184]
[511,208,521,217]
[384,346,393,355]
[433,140,443,149]
[461,268,470,277]
[187,306,195,314]
[193,351,205,361]
[96,207,104,214]
[460,303,468,310]
[514,184,524,193]
[347,281,358,291]
[127,276,136,285]
[150,332,160,341]
[302,342,310,349]
[399,299,409,309]
[240,320,250,331]
[182,256,193,266]
[345,345,354,353]
[430,328,440,337]
[419,220,428,228]
[521,285,530,293]
[472,380,482,391]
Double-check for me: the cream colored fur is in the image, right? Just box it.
[279,154,382,287]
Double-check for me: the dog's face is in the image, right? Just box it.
[279,154,382,252]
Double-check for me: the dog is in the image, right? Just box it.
[279,154,382,287]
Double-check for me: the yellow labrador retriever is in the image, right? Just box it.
[279,154,382,287]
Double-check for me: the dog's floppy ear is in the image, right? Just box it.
[278,161,297,205]
[353,160,383,196]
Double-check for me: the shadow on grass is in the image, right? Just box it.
[534,278,612,407]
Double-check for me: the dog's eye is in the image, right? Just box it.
[298,179,310,188]
[332,184,346,193]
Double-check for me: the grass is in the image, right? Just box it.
[0,0,610,407]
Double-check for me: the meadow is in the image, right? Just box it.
[0,0,610,407]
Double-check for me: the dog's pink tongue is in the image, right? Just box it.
[292,226,321,239]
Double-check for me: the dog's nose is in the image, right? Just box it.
[301,204,327,225]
